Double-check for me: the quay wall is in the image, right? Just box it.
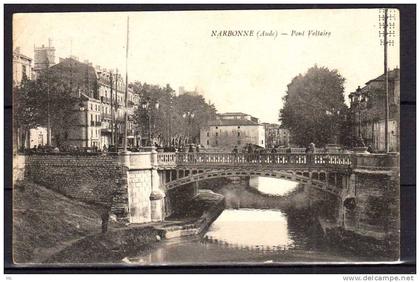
[20,153,129,220]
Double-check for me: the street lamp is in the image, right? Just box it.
[182,111,195,144]
[355,86,363,139]
[326,109,340,145]
[141,97,159,146]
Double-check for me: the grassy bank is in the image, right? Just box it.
[13,181,123,263]
[45,226,160,264]
[13,181,225,264]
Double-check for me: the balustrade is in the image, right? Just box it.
[156,152,353,168]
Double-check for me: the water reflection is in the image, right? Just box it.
[126,177,359,264]
[204,209,295,250]
[249,176,299,196]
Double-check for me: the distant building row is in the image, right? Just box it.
[199,112,289,151]
[13,41,143,150]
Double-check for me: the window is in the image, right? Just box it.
[237,140,241,145]
[216,126,218,129]
[261,140,264,144]
[215,140,218,145]
[237,132,240,137]
[238,126,240,129]
[207,140,209,145]
[215,132,218,137]
[207,132,209,137]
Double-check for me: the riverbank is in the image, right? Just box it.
[13,181,225,264]
[13,181,125,263]
[47,189,224,263]
[318,218,398,261]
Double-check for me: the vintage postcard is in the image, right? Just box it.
[11,8,401,266]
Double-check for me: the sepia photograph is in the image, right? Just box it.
[8,6,406,269]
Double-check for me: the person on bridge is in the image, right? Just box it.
[306,142,315,164]
[270,146,277,164]
[246,144,253,162]
[232,146,239,162]
[232,146,238,154]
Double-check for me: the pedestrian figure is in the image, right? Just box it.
[246,144,253,162]
[271,146,277,164]
[357,136,366,148]
[232,145,239,162]
[232,145,238,154]
[101,210,110,233]
[306,142,315,164]
[309,142,315,153]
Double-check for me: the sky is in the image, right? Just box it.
[13,9,399,123]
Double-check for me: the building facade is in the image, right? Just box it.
[13,47,32,86]
[349,68,400,152]
[262,123,290,148]
[96,67,140,149]
[47,57,140,149]
[33,39,56,79]
[200,112,265,151]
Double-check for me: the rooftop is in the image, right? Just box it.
[208,119,260,126]
[220,112,249,116]
[365,68,400,85]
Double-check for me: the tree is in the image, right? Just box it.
[13,63,85,148]
[13,78,42,150]
[174,94,217,144]
[131,81,217,146]
[279,66,348,147]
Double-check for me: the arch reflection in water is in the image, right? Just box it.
[249,176,299,196]
[204,209,295,250]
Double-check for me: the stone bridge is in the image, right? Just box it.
[156,152,355,197]
[19,149,399,238]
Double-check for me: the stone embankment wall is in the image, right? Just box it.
[20,153,129,220]
[18,152,167,224]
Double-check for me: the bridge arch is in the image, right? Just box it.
[162,168,342,197]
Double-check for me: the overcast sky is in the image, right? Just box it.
[13,9,399,123]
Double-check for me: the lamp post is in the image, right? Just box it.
[326,109,340,145]
[141,97,159,146]
[182,111,195,144]
[355,86,364,139]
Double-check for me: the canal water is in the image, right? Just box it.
[127,177,366,265]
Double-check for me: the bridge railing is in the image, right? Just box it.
[156,152,177,166]
[157,152,352,167]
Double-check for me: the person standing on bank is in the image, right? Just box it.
[101,209,110,233]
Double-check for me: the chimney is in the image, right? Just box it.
[48,38,52,48]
